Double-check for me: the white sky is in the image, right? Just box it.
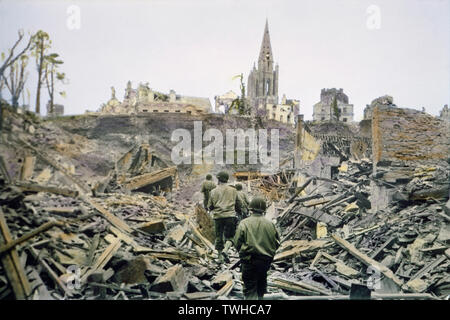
[0,0,449,120]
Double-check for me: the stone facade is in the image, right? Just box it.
[312,88,354,123]
[439,104,450,122]
[214,90,239,114]
[265,94,299,125]
[100,82,211,115]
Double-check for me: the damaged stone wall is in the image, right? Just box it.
[372,106,450,164]
[371,106,450,211]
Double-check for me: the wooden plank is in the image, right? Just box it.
[19,155,35,181]
[28,246,71,297]
[123,166,177,191]
[15,182,79,198]
[0,209,31,299]
[303,195,337,207]
[188,220,215,252]
[17,137,90,193]
[86,234,100,267]
[287,178,313,203]
[0,155,12,183]
[81,237,122,282]
[271,277,331,296]
[409,255,447,281]
[81,195,133,233]
[216,279,234,298]
[0,220,63,254]
[291,209,342,227]
[331,234,404,287]
[369,236,397,260]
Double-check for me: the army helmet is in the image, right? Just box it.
[249,197,267,213]
[216,171,229,183]
[206,174,212,180]
[235,183,243,190]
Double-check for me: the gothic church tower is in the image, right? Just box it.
[247,19,279,114]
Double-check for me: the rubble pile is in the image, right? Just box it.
[0,104,449,300]
[268,160,449,299]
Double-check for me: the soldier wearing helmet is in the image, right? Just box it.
[200,174,216,210]
[207,171,242,262]
[233,197,280,300]
[235,183,250,221]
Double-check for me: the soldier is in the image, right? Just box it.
[235,183,249,221]
[200,174,216,210]
[233,197,280,300]
[207,171,241,262]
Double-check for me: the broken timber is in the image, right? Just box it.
[122,166,177,191]
[0,208,32,299]
[331,234,404,287]
[291,209,342,227]
[0,220,63,254]
[15,182,79,198]
[81,237,122,283]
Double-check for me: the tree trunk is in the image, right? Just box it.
[35,41,44,114]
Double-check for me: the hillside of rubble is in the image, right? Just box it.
[0,103,449,300]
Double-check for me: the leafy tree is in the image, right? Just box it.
[332,95,341,121]
[44,53,66,115]
[228,73,248,115]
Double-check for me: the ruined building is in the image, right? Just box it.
[439,104,450,122]
[46,101,64,118]
[245,20,299,125]
[313,88,354,123]
[214,90,239,114]
[100,81,212,115]
[363,95,396,120]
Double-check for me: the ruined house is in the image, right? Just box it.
[100,81,211,115]
[214,90,239,114]
[439,104,450,122]
[313,88,354,123]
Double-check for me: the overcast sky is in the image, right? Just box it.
[0,0,449,120]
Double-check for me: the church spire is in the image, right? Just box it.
[258,19,274,69]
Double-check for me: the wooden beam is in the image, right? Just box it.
[331,234,404,287]
[81,195,133,234]
[19,155,35,181]
[291,209,342,227]
[369,236,397,260]
[15,181,79,198]
[188,220,215,252]
[287,178,313,203]
[81,237,121,283]
[28,246,72,297]
[0,208,31,299]
[409,255,447,281]
[123,166,177,191]
[0,220,63,254]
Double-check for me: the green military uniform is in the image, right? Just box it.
[236,190,250,220]
[233,198,280,300]
[201,180,216,209]
[207,184,241,252]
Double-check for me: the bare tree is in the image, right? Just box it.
[3,55,29,108]
[0,30,33,83]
